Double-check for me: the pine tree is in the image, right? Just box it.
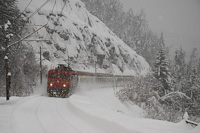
[0,0,22,95]
[197,57,200,78]
[0,0,39,96]
[171,47,186,88]
[0,0,23,41]
[186,49,199,101]
[0,0,24,57]
[187,48,198,76]
[153,33,171,95]
[154,48,171,95]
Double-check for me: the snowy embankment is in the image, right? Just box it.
[70,84,199,133]
[0,85,199,133]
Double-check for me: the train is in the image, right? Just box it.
[47,64,78,97]
[47,64,134,98]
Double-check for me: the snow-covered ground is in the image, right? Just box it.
[0,83,199,133]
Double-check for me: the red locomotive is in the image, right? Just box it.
[47,64,78,97]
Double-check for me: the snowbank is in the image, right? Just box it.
[69,86,196,133]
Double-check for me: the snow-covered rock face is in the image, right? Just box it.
[17,0,150,76]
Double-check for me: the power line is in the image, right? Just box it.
[50,0,67,40]
[59,0,67,15]
[22,0,33,13]
[54,1,71,64]
[41,0,70,64]
[29,0,70,64]
[28,0,50,19]
[20,0,72,66]
[8,0,57,48]
[26,25,45,26]
[13,0,50,39]
[8,24,47,48]
[46,0,56,25]
[15,0,33,20]
[22,39,50,42]
[50,0,56,15]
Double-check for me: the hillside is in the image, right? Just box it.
[17,0,150,76]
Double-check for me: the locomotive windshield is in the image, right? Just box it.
[48,73,58,78]
[60,73,69,79]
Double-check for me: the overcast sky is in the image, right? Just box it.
[119,0,200,55]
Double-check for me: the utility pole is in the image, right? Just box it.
[68,55,70,67]
[40,46,42,84]
[95,62,97,74]
[3,19,13,100]
[4,38,9,100]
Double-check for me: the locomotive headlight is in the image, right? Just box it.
[63,84,66,87]
[50,83,53,87]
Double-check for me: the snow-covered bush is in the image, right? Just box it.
[114,74,199,122]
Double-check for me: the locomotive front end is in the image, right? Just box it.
[47,64,78,98]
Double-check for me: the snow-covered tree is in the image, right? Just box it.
[187,48,198,76]
[154,47,171,95]
[197,58,200,78]
[0,0,22,95]
[0,0,23,60]
[182,48,200,100]
[170,47,186,92]
[169,48,200,118]
[0,0,39,96]
[0,0,24,41]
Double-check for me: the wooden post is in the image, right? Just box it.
[5,35,9,100]
[4,19,10,100]
[4,55,9,100]
[7,72,11,98]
